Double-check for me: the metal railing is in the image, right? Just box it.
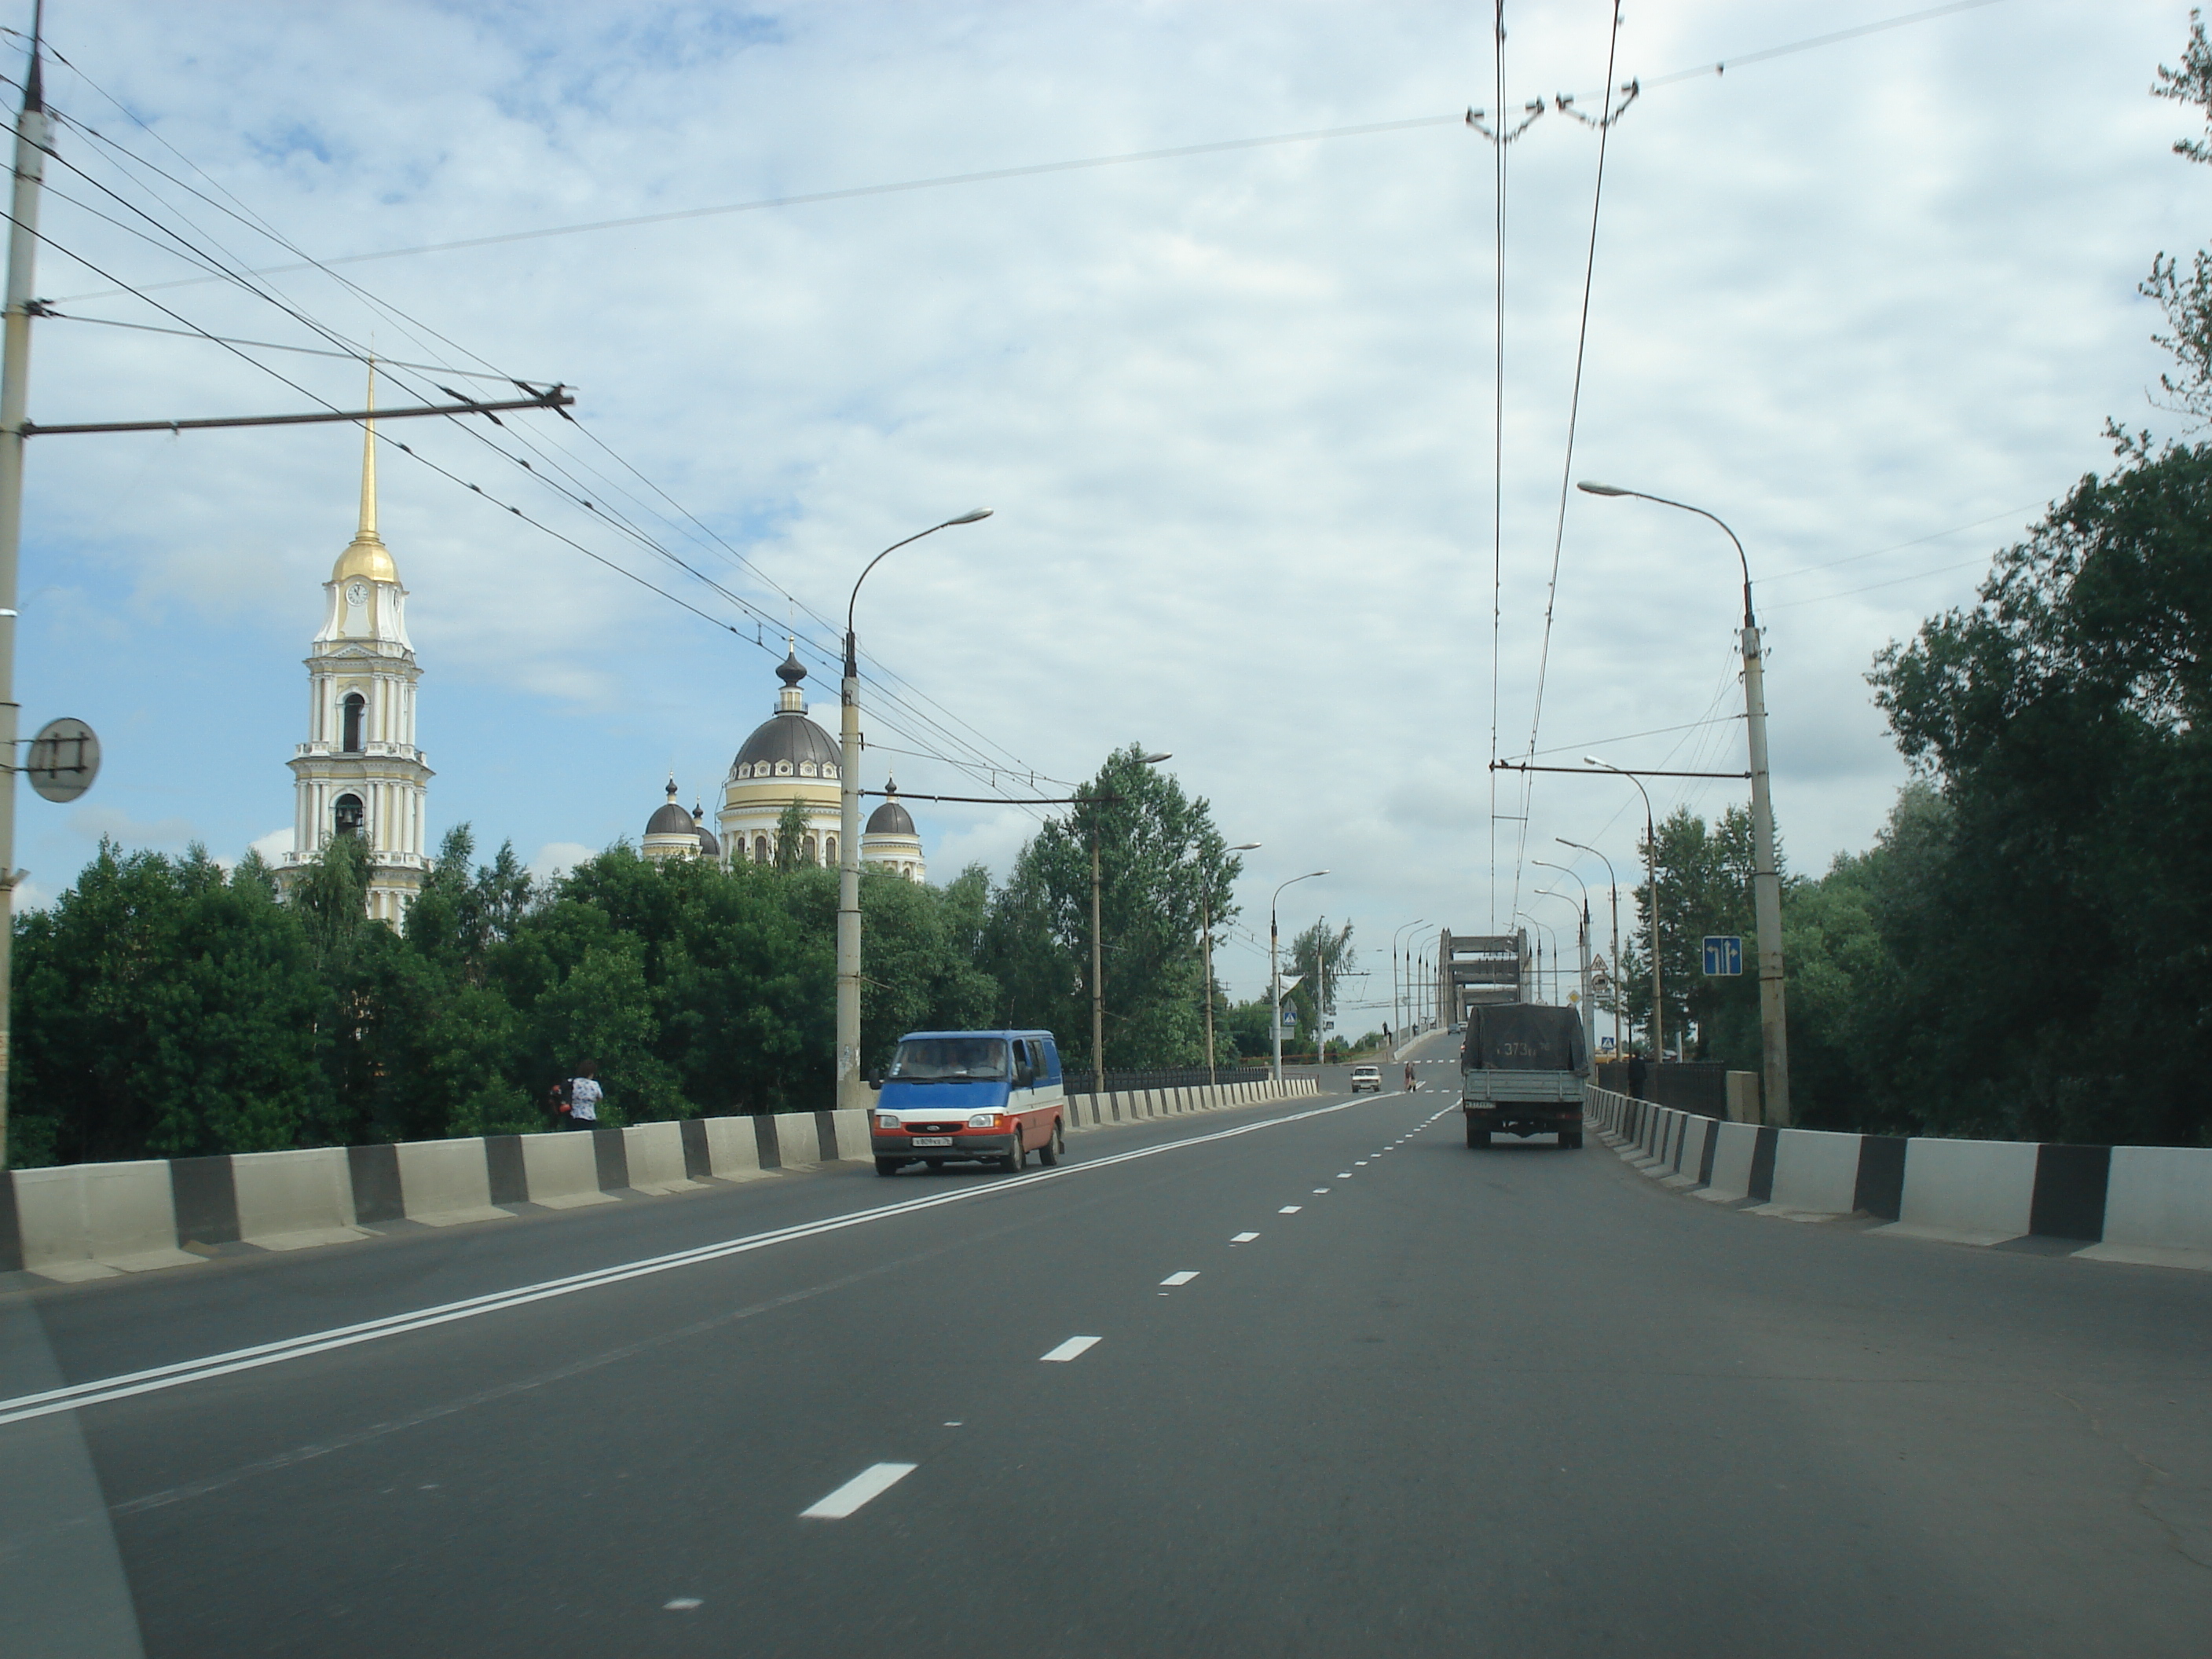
[1061,1064,1306,1098]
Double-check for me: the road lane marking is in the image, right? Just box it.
[801,1462,917,1519]
[1232,1232,1260,1243]
[1313,1188,1330,1194]
[1278,1206,1302,1214]
[0,1093,1381,1427]
[1041,1336,1101,1362]
[1159,1271,1199,1286]
[1337,1173,1353,1178]
[665,1599,704,1611]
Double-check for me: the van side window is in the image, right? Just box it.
[1013,1041,1035,1086]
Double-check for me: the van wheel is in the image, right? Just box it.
[1002,1137,1027,1173]
[874,1157,902,1177]
[924,1159,946,1172]
[1036,1122,1063,1166]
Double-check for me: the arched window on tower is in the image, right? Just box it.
[825,834,837,866]
[753,835,768,862]
[341,693,365,753]
[333,793,364,837]
[803,833,818,865]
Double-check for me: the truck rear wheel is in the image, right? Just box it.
[1466,1121,1490,1148]
[1559,1131,1583,1150]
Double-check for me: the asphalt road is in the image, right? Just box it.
[5,1033,2210,1657]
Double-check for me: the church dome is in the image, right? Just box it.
[693,806,720,859]
[646,798,695,836]
[332,530,397,585]
[866,786,916,837]
[728,648,842,780]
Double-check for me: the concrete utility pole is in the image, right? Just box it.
[1200,842,1260,1086]
[1269,870,1326,1082]
[838,509,991,1112]
[0,18,48,1170]
[1578,482,1790,1123]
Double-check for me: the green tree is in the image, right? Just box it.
[1284,917,1355,1047]
[980,745,1243,1070]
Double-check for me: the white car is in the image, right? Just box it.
[1349,1064,1382,1093]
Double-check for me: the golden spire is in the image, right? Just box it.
[331,361,397,584]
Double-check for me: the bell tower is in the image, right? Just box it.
[280,377,434,924]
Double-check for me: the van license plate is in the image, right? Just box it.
[910,1135,954,1146]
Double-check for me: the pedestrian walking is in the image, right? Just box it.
[1626,1049,1646,1101]
[566,1061,603,1130]
[1403,1062,1417,1093]
[546,1078,570,1126]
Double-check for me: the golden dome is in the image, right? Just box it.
[332,530,397,584]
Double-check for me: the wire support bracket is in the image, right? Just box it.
[20,386,573,438]
[1489,761,1749,780]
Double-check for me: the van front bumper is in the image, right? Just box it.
[873,1133,1017,1159]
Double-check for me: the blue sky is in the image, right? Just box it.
[9,0,2203,1017]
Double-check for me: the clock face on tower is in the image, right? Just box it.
[346,581,369,606]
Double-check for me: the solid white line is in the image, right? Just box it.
[1231,1232,1260,1243]
[0,1092,1382,1426]
[800,1461,917,1519]
[1159,1271,1199,1286]
[1040,1335,1101,1362]
[1277,1206,1302,1214]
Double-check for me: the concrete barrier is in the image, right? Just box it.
[1759,1128,1862,1219]
[1888,1136,2038,1245]
[2081,1144,2212,1269]
[517,1130,617,1207]
[11,1160,199,1280]
[393,1137,512,1228]
[232,1147,367,1250]
[1698,1122,1763,1203]
[623,1122,701,1196]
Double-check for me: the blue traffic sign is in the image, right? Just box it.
[1702,936,1743,976]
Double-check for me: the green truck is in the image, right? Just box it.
[1460,1004,1588,1150]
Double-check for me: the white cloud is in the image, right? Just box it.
[530,842,597,885]
[250,827,295,862]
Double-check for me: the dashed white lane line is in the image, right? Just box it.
[1041,1335,1103,1362]
[1278,1205,1302,1214]
[665,1597,705,1611]
[1232,1232,1261,1243]
[801,1462,917,1519]
[1160,1271,1200,1286]
[1313,1188,1331,1194]
[1337,1172,1353,1179]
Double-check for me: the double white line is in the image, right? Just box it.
[0,1093,1366,1428]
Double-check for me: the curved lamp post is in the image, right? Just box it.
[1201,841,1261,1085]
[1584,755,1663,1065]
[1531,862,1592,1054]
[1390,917,1427,1048]
[1579,480,1789,1122]
[1270,870,1328,1083]
[1557,836,1622,1059]
[837,508,992,1111]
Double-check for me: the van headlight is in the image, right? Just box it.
[967,1112,1001,1128]
[876,1114,900,1129]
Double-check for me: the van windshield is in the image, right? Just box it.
[890,1037,1009,1082]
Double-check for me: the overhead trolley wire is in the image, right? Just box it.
[1506,0,1628,933]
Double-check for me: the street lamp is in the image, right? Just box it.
[1515,913,1560,1005]
[1270,870,1328,1083]
[1089,750,1173,1084]
[1578,480,1789,1122]
[1584,756,1663,1066]
[1531,863,1593,1057]
[837,507,992,1111]
[1201,841,1261,1086]
[1558,835,1622,1060]
[1390,917,1427,1047]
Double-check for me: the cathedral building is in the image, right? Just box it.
[709,646,927,883]
[279,399,432,925]
[642,778,720,863]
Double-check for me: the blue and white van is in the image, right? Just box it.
[869,1029,1066,1175]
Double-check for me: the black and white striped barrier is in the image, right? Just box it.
[0,1110,871,1284]
[1587,1086,2212,1269]
[0,1077,1328,1284]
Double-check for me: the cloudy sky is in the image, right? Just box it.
[9,0,2201,1018]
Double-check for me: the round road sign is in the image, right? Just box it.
[26,716,99,804]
